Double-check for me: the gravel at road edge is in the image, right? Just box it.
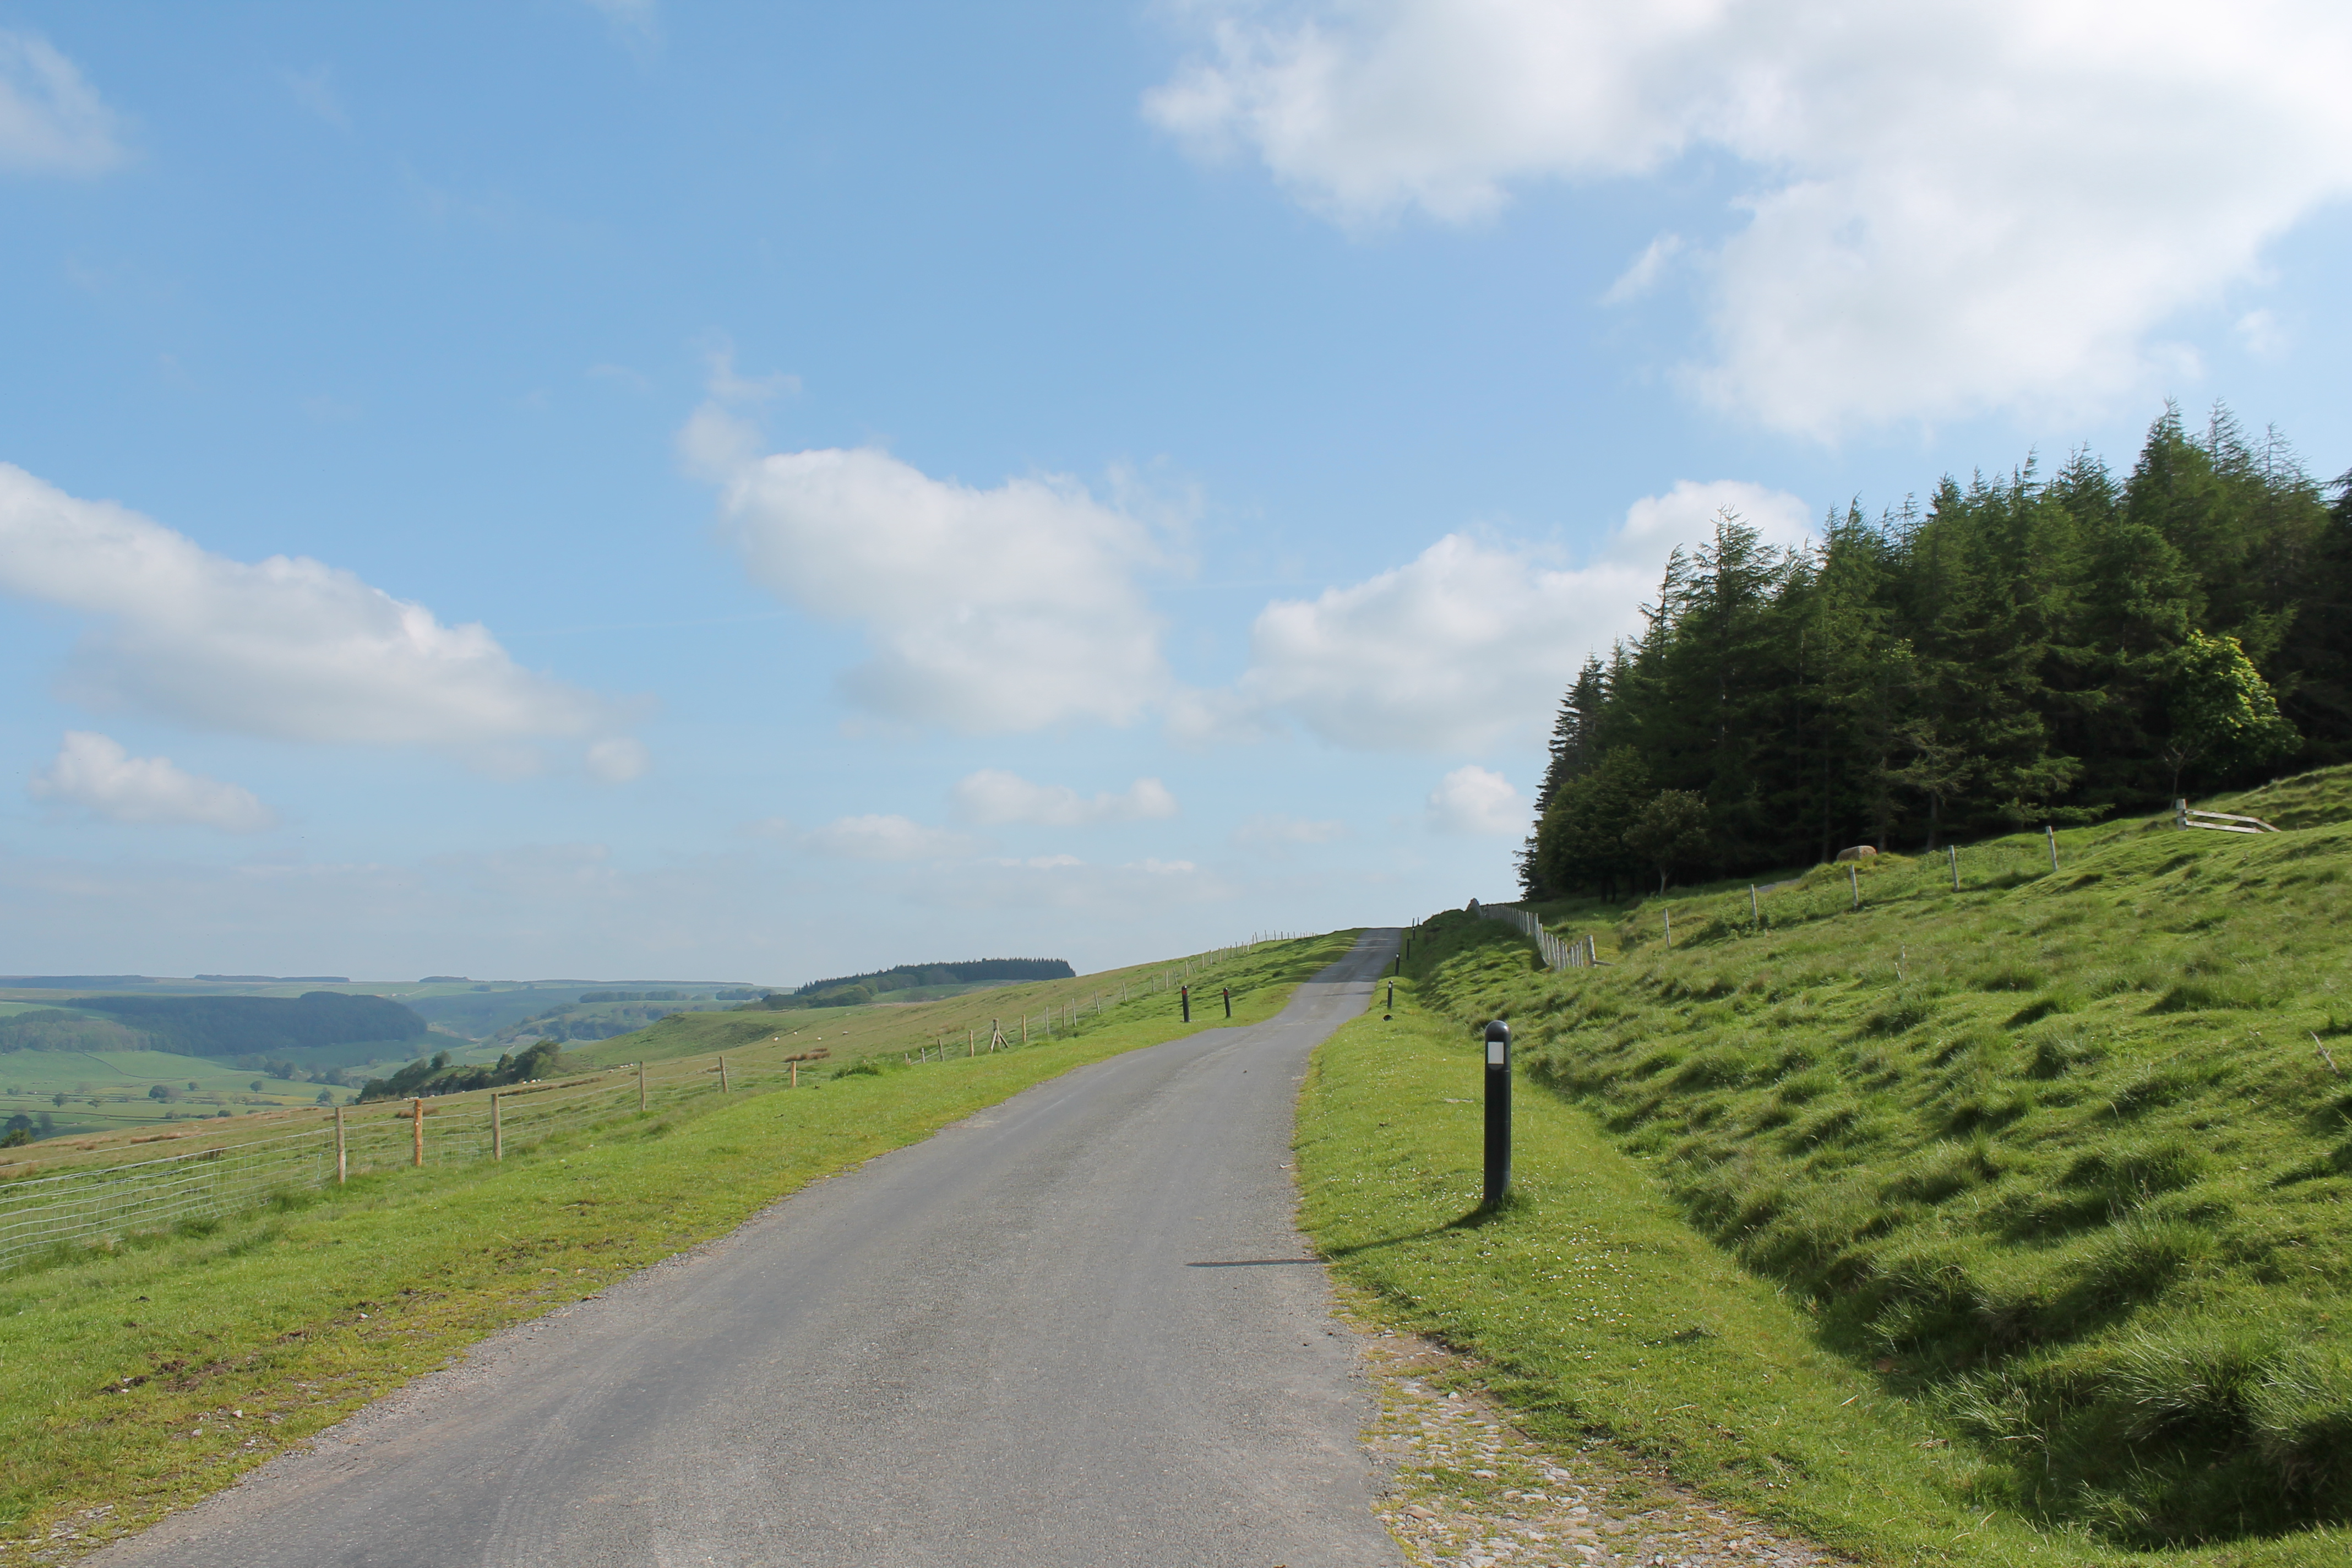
[1349,1310,1842,1568]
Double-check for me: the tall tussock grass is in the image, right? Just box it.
[1423,778,2352,1548]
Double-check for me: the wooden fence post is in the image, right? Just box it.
[334,1104,347,1184]
[1850,862,1861,910]
[411,1098,423,1168]
[637,1063,647,1113]
[718,1055,729,1093]
[1750,885,1760,927]
[1949,844,1959,890]
[1663,907,1672,949]
[790,1061,798,1089]
[491,1092,503,1162]
[2046,825,2060,872]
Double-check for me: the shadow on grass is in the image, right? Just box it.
[1320,1191,1531,1259]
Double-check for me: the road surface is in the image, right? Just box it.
[97,930,1406,1567]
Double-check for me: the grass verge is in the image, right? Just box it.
[1299,775,2352,1561]
[0,931,1358,1557]
[1297,981,2352,1566]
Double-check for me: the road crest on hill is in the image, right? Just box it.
[93,930,1405,1568]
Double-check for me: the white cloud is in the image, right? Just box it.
[702,342,799,403]
[0,31,126,177]
[2235,309,2289,359]
[1425,764,1522,836]
[805,814,979,862]
[0,464,635,765]
[1602,232,1683,305]
[30,732,276,832]
[950,769,1179,827]
[696,434,1170,734]
[1146,1,2352,435]
[1177,479,1809,752]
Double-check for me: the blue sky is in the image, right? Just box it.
[4,0,2349,983]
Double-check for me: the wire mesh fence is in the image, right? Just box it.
[1472,904,1593,970]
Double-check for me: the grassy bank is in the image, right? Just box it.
[0,932,1355,1556]
[1305,774,2352,1560]
[567,938,1282,1070]
[1298,993,2094,1566]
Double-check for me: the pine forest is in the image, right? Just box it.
[1522,405,2352,899]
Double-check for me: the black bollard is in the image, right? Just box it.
[1221,987,1231,1018]
[1180,985,1190,1023]
[1483,1020,1512,1208]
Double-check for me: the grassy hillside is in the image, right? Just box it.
[1372,769,2352,1555]
[567,943,1275,1070]
[0,932,1355,1558]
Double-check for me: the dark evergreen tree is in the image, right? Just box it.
[1513,406,2342,887]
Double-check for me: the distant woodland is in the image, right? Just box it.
[1524,406,2351,898]
[54,993,427,1058]
[763,958,1077,1010]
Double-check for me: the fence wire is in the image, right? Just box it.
[0,1055,790,1274]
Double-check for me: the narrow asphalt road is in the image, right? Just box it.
[97,930,1406,1568]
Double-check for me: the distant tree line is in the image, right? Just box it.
[231,1054,360,1087]
[356,1041,565,1103]
[66,992,427,1057]
[0,1011,155,1054]
[754,958,1077,1011]
[1524,406,2350,899]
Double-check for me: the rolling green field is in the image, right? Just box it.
[567,940,1276,1070]
[0,933,1354,1558]
[1304,768,2352,1562]
[0,1050,352,1143]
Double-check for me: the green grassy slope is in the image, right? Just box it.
[568,941,1286,1070]
[1378,774,2352,1554]
[1299,996,2094,1567]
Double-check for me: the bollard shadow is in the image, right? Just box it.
[1319,1194,1525,1259]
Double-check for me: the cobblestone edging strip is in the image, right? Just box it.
[1357,1324,1841,1568]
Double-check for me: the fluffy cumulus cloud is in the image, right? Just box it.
[804,814,979,862]
[693,420,1170,734]
[950,769,1179,827]
[1178,479,1808,752]
[30,732,276,832]
[0,31,126,176]
[0,465,636,769]
[1425,765,1522,835]
[1146,1,2352,434]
